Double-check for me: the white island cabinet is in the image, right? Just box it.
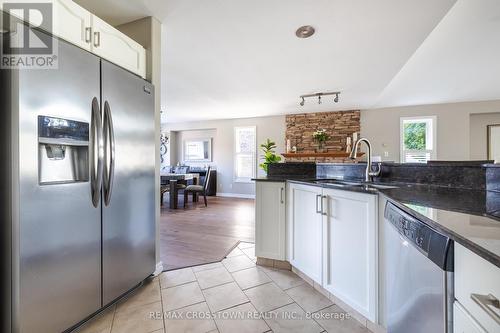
[287,183,324,284]
[255,181,286,260]
[454,301,486,333]
[285,182,378,322]
[322,188,378,322]
[256,181,380,325]
[454,243,500,333]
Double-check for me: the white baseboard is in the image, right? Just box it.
[217,192,256,199]
[153,261,163,276]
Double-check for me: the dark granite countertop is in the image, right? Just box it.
[286,179,381,195]
[252,176,319,182]
[255,177,500,268]
[379,186,500,268]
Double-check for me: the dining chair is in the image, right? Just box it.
[160,185,169,206]
[184,167,212,207]
[173,166,189,174]
[160,177,187,207]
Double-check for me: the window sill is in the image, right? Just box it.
[234,179,254,184]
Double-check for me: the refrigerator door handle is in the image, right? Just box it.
[90,97,104,208]
[103,101,115,206]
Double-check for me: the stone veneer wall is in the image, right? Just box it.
[285,110,361,162]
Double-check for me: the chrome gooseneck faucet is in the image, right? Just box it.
[349,138,381,182]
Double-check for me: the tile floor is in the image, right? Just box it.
[76,242,372,333]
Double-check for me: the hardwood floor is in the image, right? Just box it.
[160,195,255,271]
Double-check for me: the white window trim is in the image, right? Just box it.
[234,126,257,183]
[400,116,437,163]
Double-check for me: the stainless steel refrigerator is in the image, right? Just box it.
[1,35,156,333]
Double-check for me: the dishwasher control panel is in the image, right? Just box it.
[386,204,432,254]
[384,202,454,271]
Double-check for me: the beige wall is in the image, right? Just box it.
[361,100,500,162]
[469,112,500,160]
[164,115,286,196]
[162,100,500,199]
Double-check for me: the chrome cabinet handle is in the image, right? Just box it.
[85,27,92,43]
[103,101,115,206]
[90,97,104,208]
[471,293,500,324]
[280,187,284,204]
[93,31,100,47]
[321,195,327,216]
[316,194,322,214]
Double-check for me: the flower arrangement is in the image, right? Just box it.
[312,129,329,151]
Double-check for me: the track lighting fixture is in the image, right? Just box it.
[299,91,341,106]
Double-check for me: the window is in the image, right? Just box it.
[400,116,437,163]
[234,126,256,182]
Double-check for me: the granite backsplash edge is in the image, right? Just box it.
[267,162,500,191]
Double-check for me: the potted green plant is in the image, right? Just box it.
[313,129,329,152]
[259,139,282,173]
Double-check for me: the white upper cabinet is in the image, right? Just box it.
[287,183,323,284]
[52,0,92,51]
[255,181,286,260]
[0,0,92,50]
[91,15,146,78]
[0,0,146,78]
[321,188,378,322]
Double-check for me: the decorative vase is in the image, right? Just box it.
[346,137,352,153]
[316,142,326,153]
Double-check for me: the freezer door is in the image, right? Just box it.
[101,60,155,305]
[16,40,102,332]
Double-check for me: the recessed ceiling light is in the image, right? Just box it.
[295,25,315,38]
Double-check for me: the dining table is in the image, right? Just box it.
[161,173,199,209]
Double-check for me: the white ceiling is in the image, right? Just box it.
[375,0,500,107]
[75,0,500,124]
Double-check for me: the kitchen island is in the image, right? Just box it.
[254,162,500,333]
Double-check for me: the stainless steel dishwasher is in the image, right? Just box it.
[384,202,454,333]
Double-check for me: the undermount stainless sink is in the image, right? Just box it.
[367,184,398,189]
[316,180,398,190]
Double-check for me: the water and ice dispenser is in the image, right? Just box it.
[38,115,90,184]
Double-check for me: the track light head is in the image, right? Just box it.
[299,91,340,106]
